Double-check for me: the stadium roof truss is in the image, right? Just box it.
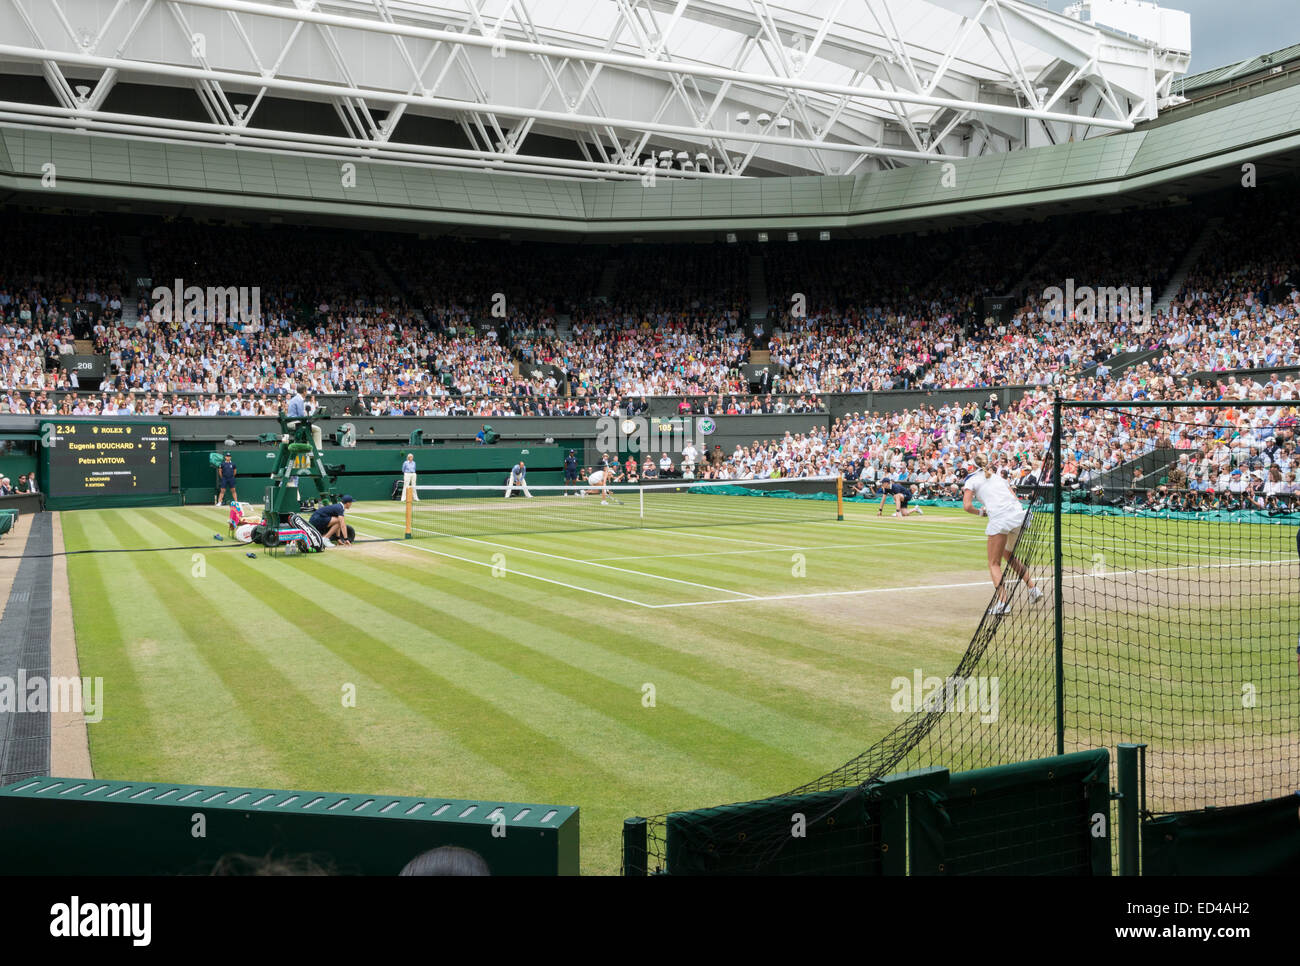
[0,0,1190,181]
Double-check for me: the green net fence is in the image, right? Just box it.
[632,400,1300,873]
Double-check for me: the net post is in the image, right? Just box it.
[836,474,844,521]
[1116,743,1146,875]
[1052,393,1065,756]
[405,479,413,539]
[639,485,644,521]
[622,817,648,876]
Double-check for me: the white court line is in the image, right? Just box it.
[1059,539,1287,562]
[356,505,963,547]
[825,513,967,527]
[546,520,804,550]
[820,516,1284,558]
[400,504,807,549]
[351,525,659,609]
[591,534,982,562]
[353,509,1279,564]
[804,518,974,536]
[651,578,999,608]
[649,555,1294,608]
[353,510,1294,610]
[660,528,802,550]
[350,513,758,599]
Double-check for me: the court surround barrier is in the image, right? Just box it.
[0,777,579,875]
[1142,793,1300,875]
[624,750,1111,876]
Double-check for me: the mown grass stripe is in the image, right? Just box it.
[383,545,904,687]
[134,514,528,798]
[343,546,883,744]
[77,511,294,782]
[113,511,396,790]
[61,511,182,778]
[298,556,831,780]
[141,507,684,810]
[67,503,998,873]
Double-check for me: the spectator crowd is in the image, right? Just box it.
[0,181,1296,517]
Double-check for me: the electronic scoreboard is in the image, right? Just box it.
[40,422,171,497]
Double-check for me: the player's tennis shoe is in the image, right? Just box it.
[1028,586,1044,603]
[601,500,608,505]
[988,601,1010,616]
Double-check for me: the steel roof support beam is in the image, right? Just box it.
[0,42,958,163]
[139,0,1136,129]
[0,100,694,181]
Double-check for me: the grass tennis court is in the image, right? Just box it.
[57,498,1298,873]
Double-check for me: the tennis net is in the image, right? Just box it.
[398,476,843,538]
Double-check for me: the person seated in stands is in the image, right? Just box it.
[642,458,658,481]
[0,477,12,496]
[658,452,675,478]
[1263,467,1292,513]
[1146,485,1170,511]
[1224,468,1249,511]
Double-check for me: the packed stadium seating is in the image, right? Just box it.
[0,181,1296,485]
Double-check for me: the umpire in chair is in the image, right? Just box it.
[286,384,324,453]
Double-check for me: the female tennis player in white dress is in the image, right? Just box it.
[962,458,1043,615]
[582,467,619,505]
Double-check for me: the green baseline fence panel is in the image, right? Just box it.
[180,444,567,487]
[0,776,579,876]
[658,768,948,875]
[179,444,568,503]
[909,749,1111,876]
[1142,793,1300,875]
[629,751,1111,875]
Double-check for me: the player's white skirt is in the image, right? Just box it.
[986,508,1027,539]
